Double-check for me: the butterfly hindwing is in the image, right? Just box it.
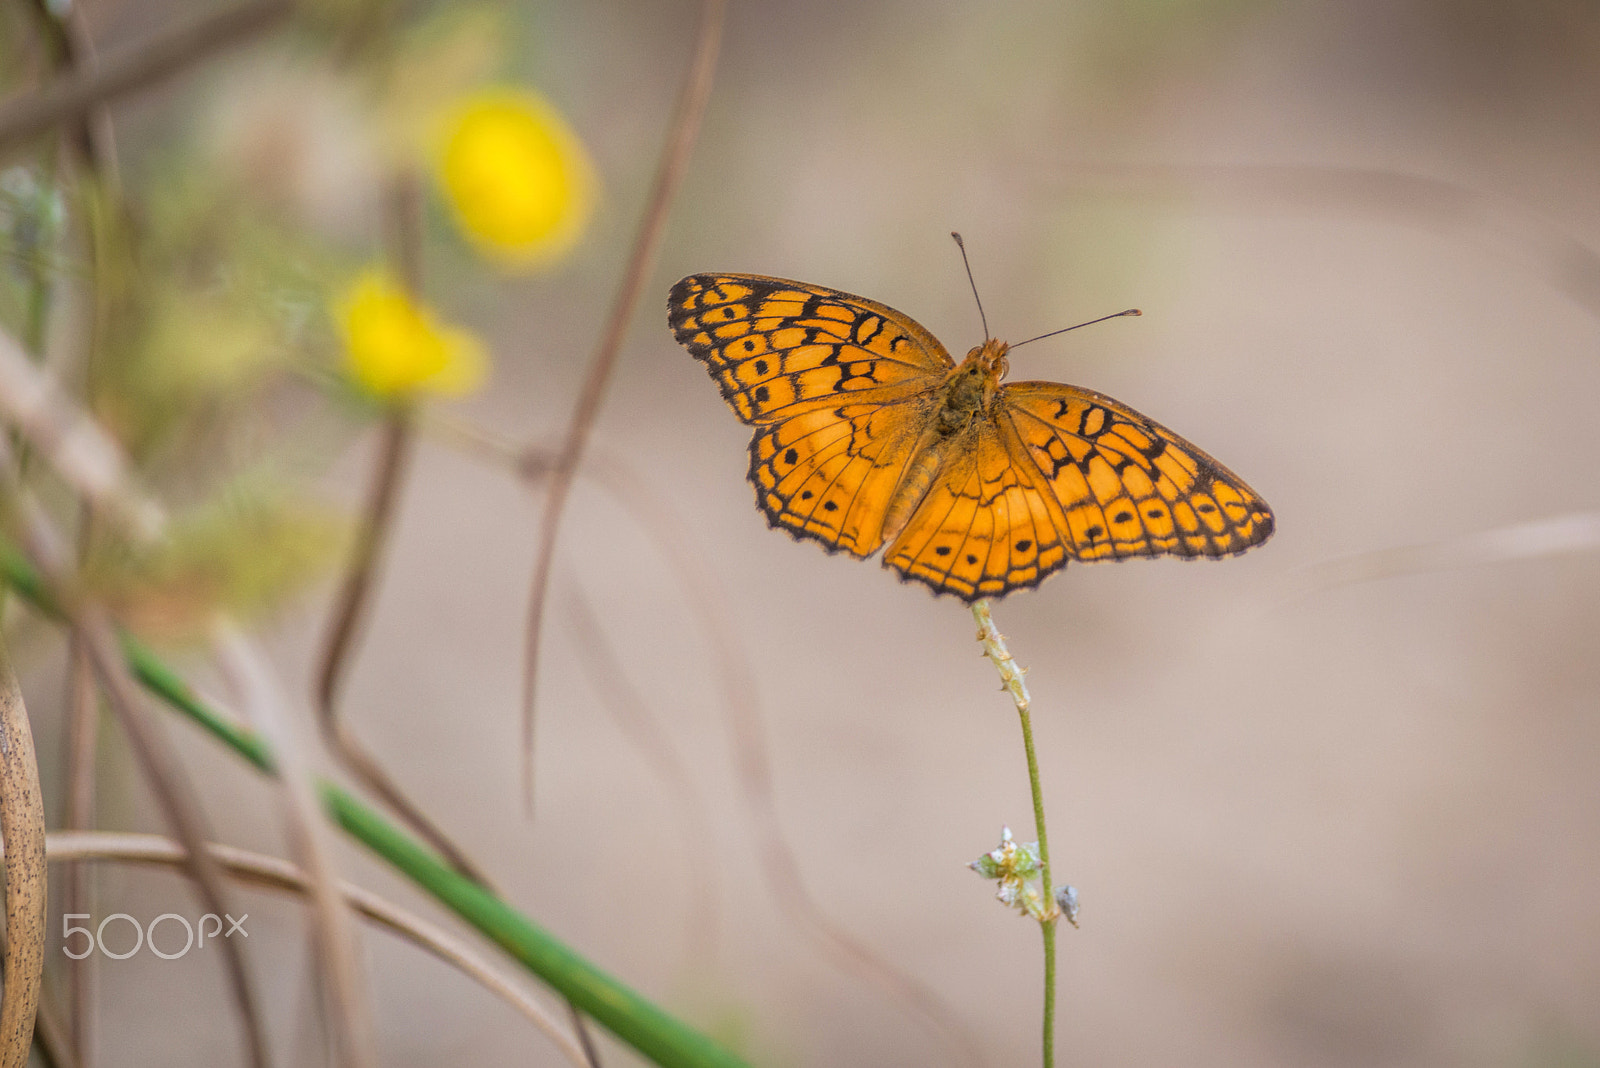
[998,381,1275,562]
[669,274,954,424]
[881,420,1072,599]
[881,383,1275,600]
[749,400,932,557]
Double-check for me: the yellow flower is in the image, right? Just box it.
[434,88,596,268]
[336,269,486,399]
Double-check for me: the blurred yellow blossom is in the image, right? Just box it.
[336,268,485,399]
[434,88,596,268]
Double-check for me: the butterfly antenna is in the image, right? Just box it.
[1010,308,1142,350]
[950,232,990,339]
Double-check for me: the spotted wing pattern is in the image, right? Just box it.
[671,273,954,556]
[747,400,930,556]
[998,382,1275,562]
[668,274,952,423]
[880,418,1071,599]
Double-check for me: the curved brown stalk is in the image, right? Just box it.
[0,0,291,156]
[0,636,47,1068]
[565,592,720,967]
[0,329,163,541]
[593,451,982,1063]
[416,409,986,1063]
[311,169,497,889]
[74,614,270,1068]
[520,0,727,813]
[17,10,109,1051]
[313,406,495,887]
[42,832,594,1068]
[25,9,120,1050]
[217,623,377,1068]
[21,0,119,177]
[59,639,97,1068]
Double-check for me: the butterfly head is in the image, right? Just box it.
[969,337,1010,380]
[944,338,1010,418]
[961,337,1010,390]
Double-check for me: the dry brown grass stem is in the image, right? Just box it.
[312,406,495,886]
[310,178,497,889]
[41,832,596,1068]
[0,330,162,541]
[73,616,271,1068]
[21,0,120,181]
[565,592,720,965]
[0,325,270,1062]
[17,12,123,1053]
[0,636,47,1068]
[520,0,727,814]
[215,622,378,1068]
[0,0,292,157]
[558,449,984,1066]
[59,640,98,1068]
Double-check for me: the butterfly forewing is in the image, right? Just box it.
[669,274,953,424]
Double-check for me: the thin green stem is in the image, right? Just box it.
[22,209,52,360]
[1016,701,1056,1068]
[972,599,1058,1068]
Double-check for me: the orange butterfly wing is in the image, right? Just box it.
[669,274,951,555]
[668,274,952,422]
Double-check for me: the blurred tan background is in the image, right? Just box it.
[15,0,1600,1064]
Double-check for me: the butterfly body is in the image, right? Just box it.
[877,339,1006,542]
[669,272,1273,601]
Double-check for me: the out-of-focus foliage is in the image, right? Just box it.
[0,2,594,644]
[85,172,339,469]
[86,483,347,641]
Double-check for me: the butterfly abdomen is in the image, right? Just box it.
[879,428,947,548]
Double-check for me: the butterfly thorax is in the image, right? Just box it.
[935,339,1009,434]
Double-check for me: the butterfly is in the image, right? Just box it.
[668,273,1274,601]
